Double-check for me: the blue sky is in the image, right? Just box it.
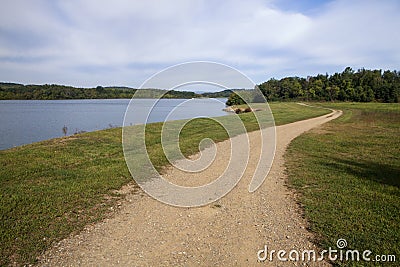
[0,0,399,88]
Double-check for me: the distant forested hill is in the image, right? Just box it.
[0,83,199,100]
[200,89,232,98]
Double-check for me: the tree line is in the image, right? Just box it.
[258,67,399,103]
[0,83,199,100]
[227,67,399,105]
[2,67,399,103]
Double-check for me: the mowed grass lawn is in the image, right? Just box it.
[0,102,329,266]
[286,103,399,266]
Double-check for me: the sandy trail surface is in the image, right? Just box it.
[39,109,342,266]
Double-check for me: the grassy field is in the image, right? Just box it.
[0,102,329,266]
[285,103,399,266]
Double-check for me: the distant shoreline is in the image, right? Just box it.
[0,82,232,100]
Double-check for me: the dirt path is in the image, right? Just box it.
[39,108,342,266]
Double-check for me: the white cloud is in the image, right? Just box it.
[295,0,400,67]
[0,0,399,87]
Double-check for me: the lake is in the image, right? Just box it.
[0,98,228,150]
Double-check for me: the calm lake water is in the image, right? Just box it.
[0,98,228,150]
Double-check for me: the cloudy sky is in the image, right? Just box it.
[0,0,399,88]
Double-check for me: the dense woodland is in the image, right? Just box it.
[257,67,400,103]
[0,83,198,100]
[227,67,400,105]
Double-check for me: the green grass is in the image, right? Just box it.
[0,102,329,266]
[285,102,400,266]
[233,102,332,126]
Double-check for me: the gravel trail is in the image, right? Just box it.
[39,108,342,266]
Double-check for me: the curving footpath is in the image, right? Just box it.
[39,108,342,266]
